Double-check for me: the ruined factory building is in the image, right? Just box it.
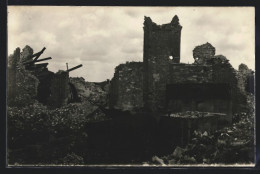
[7,14,255,166]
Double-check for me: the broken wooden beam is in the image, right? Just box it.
[35,57,52,63]
[31,47,46,62]
[23,57,52,65]
[66,64,83,72]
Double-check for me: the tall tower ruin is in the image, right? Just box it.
[143,15,182,113]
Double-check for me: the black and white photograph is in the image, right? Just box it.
[7,6,255,166]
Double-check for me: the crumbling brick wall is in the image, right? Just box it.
[143,15,182,113]
[109,62,143,111]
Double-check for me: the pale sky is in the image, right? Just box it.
[8,6,255,82]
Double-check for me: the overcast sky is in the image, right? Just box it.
[8,6,255,82]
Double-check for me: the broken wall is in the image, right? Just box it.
[7,46,39,106]
[211,61,245,113]
[237,64,254,94]
[193,43,248,114]
[143,55,170,113]
[143,16,182,113]
[109,62,143,111]
[193,42,215,64]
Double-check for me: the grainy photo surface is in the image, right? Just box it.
[7,6,255,166]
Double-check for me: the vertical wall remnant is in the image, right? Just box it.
[7,48,20,105]
[109,62,143,111]
[193,42,216,64]
[237,63,255,94]
[143,15,182,113]
[49,70,69,108]
[7,46,39,106]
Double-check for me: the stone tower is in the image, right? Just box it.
[143,15,182,113]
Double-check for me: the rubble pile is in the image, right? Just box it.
[8,100,109,164]
[148,103,254,165]
[70,77,108,106]
[7,46,110,165]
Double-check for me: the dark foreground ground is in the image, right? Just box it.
[7,94,254,166]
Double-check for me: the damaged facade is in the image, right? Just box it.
[109,15,253,124]
[109,62,143,110]
[7,46,83,108]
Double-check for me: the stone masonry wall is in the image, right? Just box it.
[168,64,213,84]
[192,42,247,113]
[145,55,170,113]
[193,42,216,64]
[109,62,143,111]
[143,15,182,113]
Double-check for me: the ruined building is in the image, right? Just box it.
[109,15,252,123]
[7,46,83,108]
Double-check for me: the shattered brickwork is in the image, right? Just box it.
[109,62,143,110]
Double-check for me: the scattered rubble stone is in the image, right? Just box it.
[152,156,166,166]
[150,110,254,165]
